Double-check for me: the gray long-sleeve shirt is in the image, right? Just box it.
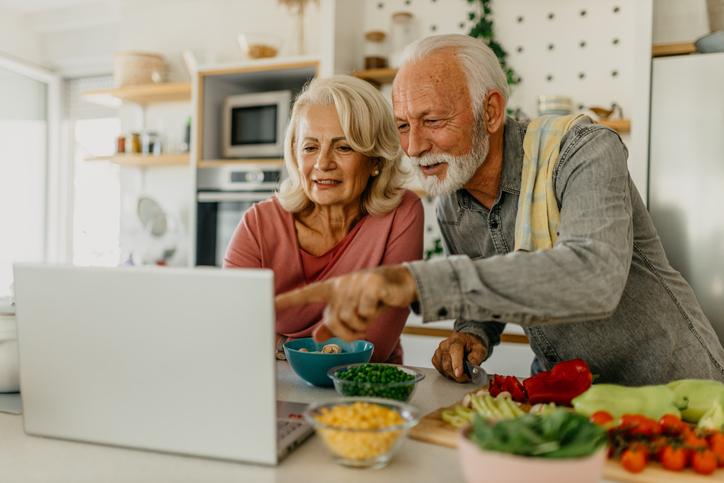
[406,117,724,385]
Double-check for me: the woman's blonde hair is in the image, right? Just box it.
[277,75,407,216]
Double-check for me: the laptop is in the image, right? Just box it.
[13,264,313,465]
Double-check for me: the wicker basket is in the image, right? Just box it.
[113,51,167,87]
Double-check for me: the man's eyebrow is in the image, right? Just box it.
[395,110,434,121]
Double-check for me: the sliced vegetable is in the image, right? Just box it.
[523,359,592,406]
[529,402,558,416]
[489,374,526,402]
[441,392,526,429]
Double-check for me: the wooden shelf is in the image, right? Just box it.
[82,82,191,107]
[402,326,529,344]
[652,42,697,58]
[86,154,190,166]
[198,158,285,168]
[598,118,631,133]
[352,67,398,86]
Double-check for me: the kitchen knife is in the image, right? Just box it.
[464,360,490,387]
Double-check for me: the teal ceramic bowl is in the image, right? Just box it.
[283,337,374,387]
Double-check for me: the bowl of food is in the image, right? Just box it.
[328,363,425,402]
[303,398,419,468]
[238,33,283,59]
[283,337,373,387]
[458,410,607,483]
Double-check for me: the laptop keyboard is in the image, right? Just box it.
[278,420,304,442]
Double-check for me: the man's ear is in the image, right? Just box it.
[482,90,506,134]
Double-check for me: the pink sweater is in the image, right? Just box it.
[224,190,424,363]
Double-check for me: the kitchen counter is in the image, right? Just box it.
[0,362,617,483]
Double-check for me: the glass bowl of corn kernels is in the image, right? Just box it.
[303,397,419,468]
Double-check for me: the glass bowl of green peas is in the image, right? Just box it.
[327,363,425,402]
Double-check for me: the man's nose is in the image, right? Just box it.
[405,125,430,158]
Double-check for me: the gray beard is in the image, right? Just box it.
[410,123,490,196]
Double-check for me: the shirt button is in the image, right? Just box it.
[437,307,448,318]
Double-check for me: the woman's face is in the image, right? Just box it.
[296,104,376,210]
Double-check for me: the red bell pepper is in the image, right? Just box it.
[489,374,527,403]
[523,358,593,406]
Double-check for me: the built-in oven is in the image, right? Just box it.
[195,163,283,267]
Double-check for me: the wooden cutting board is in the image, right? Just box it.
[410,406,724,483]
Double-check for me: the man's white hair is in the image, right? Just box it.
[398,34,509,118]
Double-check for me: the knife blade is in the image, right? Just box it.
[464,360,490,387]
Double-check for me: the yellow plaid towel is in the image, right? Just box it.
[514,114,586,252]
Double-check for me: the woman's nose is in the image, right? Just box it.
[314,149,335,170]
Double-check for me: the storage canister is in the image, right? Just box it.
[390,12,415,68]
[364,31,388,69]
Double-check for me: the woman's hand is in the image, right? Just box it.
[275,265,418,341]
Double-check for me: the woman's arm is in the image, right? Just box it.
[365,192,425,362]
[223,207,263,269]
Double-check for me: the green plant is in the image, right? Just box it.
[466,0,519,87]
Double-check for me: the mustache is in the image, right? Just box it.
[409,153,459,167]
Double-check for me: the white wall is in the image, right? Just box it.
[118,0,324,81]
[653,0,710,43]
[0,7,43,64]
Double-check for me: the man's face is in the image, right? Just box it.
[392,51,489,195]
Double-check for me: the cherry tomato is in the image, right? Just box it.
[685,433,709,451]
[659,414,688,436]
[621,447,647,473]
[661,446,688,472]
[708,432,724,467]
[650,436,668,460]
[621,414,661,437]
[691,450,717,475]
[591,410,614,426]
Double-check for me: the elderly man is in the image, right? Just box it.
[277,34,724,385]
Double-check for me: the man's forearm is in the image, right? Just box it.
[405,241,630,328]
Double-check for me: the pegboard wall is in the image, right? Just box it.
[363,0,636,125]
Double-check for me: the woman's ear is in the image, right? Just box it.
[483,90,506,134]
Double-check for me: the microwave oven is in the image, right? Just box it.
[222,90,292,158]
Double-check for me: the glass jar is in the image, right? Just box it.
[390,11,415,68]
[364,30,388,69]
[127,132,142,154]
[142,131,159,155]
[116,134,126,154]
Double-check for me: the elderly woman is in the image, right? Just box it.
[224,75,423,363]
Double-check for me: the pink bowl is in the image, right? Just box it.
[458,430,606,483]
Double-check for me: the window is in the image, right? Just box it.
[0,58,55,297]
[65,76,121,267]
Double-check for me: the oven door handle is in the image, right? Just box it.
[197,191,273,203]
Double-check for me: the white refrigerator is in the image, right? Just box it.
[649,52,724,343]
